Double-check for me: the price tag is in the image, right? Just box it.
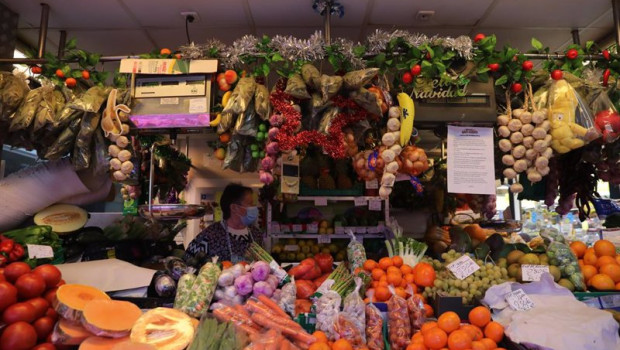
[27,244,54,259]
[284,245,299,252]
[271,222,281,234]
[365,179,379,189]
[281,225,291,233]
[521,265,549,282]
[314,197,328,206]
[356,227,367,234]
[368,199,382,211]
[335,226,345,234]
[447,255,480,280]
[318,235,331,244]
[505,289,535,311]
[367,226,378,234]
[354,197,367,207]
[292,224,303,232]
[306,223,319,234]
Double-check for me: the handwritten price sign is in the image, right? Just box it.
[505,289,535,311]
[447,255,480,280]
[521,265,549,282]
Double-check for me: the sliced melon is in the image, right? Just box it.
[111,342,157,350]
[34,203,88,234]
[130,308,194,350]
[79,336,130,350]
[54,284,111,322]
[51,318,94,345]
[81,300,142,338]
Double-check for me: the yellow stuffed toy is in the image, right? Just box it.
[547,79,590,153]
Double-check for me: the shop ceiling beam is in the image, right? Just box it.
[614,0,620,47]
[37,3,50,59]
[323,0,332,45]
[57,30,66,59]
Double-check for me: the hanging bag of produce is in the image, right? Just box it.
[387,285,412,350]
[589,89,620,143]
[365,297,384,350]
[342,277,366,344]
[346,230,367,273]
[540,228,586,291]
[315,290,342,341]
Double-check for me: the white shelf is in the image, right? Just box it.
[271,233,384,239]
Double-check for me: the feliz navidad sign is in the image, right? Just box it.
[412,78,469,99]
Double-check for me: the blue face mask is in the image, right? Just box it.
[241,206,259,226]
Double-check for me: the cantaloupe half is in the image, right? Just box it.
[54,284,111,322]
[79,336,130,350]
[34,203,88,234]
[130,308,194,350]
[81,300,143,338]
[51,318,94,345]
[111,342,157,350]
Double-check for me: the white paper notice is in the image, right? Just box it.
[56,259,156,292]
[368,199,382,211]
[27,244,54,259]
[447,255,480,280]
[447,125,496,195]
[314,197,328,206]
[354,197,367,207]
[318,235,331,244]
[365,179,379,189]
[505,288,535,311]
[521,265,549,282]
[188,98,207,113]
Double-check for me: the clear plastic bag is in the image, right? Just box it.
[347,230,367,273]
[365,302,384,350]
[387,286,411,350]
[406,291,426,331]
[234,102,258,137]
[590,90,620,143]
[541,228,586,291]
[343,68,379,90]
[342,277,366,344]
[320,74,343,103]
[285,74,311,99]
[223,77,257,114]
[334,314,365,347]
[278,277,297,317]
[254,83,270,120]
[315,290,341,341]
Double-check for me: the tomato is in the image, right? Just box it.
[4,262,31,283]
[26,297,49,319]
[33,316,55,340]
[32,343,56,350]
[0,281,17,312]
[56,279,65,287]
[44,288,57,305]
[33,265,62,289]
[45,307,58,321]
[15,273,46,299]
[0,321,37,350]
[2,302,36,324]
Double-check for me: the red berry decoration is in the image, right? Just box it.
[551,69,563,80]
[402,72,413,84]
[474,33,486,42]
[65,77,77,88]
[522,60,534,71]
[425,52,431,60]
[81,70,90,80]
[160,48,171,56]
[566,49,579,60]
[487,63,500,72]
[511,83,523,93]
[31,66,42,74]
[410,64,421,76]
[55,69,64,78]
[603,49,611,60]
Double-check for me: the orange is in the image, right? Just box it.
[379,257,394,270]
[581,264,598,282]
[616,255,620,265]
[312,331,328,343]
[424,303,434,317]
[160,48,171,55]
[447,330,472,350]
[590,273,616,290]
[570,241,587,258]
[584,252,598,266]
[363,259,378,271]
[480,338,497,350]
[468,306,491,328]
[616,282,620,290]
[407,283,419,295]
[594,240,616,257]
[578,259,584,268]
[483,321,504,343]
[600,264,620,283]
[416,293,428,303]
[219,132,231,143]
[400,279,409,288]
[371,268,385,281]
[401,264,413,275]
[309,342,331,350]
[387,272,403,286]
[370,281,378,289]
[395,287,408,299]
[437,311,460,334]
[423,327,448,349]
[405,273,416,284]
[387,266,402,275]
[221,260,233,269]
[596,255,618,269]
[375,286,391,302]
[332,339,353,350]
[412,331,425,343]
[471,340,487,350]
[421,321,438,335]
[415,263,437,287]
[461,324,483,341]
[406,343,428,350]
[393,256,404,267]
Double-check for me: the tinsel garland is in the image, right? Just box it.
[365,29,473,59]
[270,91,369,159]
[270,31,325,62]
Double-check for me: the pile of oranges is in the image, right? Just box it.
[309,331,359,350]
[571,239,620,291]
[407,307,506,350]
[362,257,435,310]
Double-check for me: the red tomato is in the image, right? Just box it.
[32,343,56,350]
[44,288,57,305]
[4,262,31,284]
[0,281,17,312]
[33,265,62,289]
[45,307,58,321]
[0,321,37,350]
[2,302,36,324]
[33,316,55,340]
[15,273,46,299]
[26,297,49,319]
[56,279,65,287]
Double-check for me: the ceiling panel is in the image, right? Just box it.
[148,27,253,49]
[3,0,136,29]
[488,28,571,52]
[370,0,494,27]
[249,0,369,27]
[121,0,248,28]
[256,26,360,42]
[66,30,152,55]
[481,0,611,28]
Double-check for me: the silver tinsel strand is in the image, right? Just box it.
[179,42,206,60]
[269,31,325,62]
[365,29,473,59]
[202,39,227,58]
[222,35,260,68]
[331,38,365,69]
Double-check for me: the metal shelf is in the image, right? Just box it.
[271,233,384,239]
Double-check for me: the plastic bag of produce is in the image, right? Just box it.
[387,286,412,350]
[191,311,249,350]
[284,74,311,99]
[318,105,340,135]
[541,228,586,291]
[223,136,243,172]
[547,78,600,153]
[10,87,46,131]
[347,230,367,273]
[320,74,343,103]
[254,83,270,120]
[73,111,102,170]
[234,102,258,137]
[343,68,379,90]
[178,257,222,318]
[223,77,257,114]
[301,64,321,90]
[350,87,383,117]
[365,301,384,350]
[315,290,342,341]
[334,313,365,347]
[342,277,366,343]
[406,291,426,331]
[33,85,56,131]
[0,71,29,120]
[589,89,620,143]
[278,277,297,317]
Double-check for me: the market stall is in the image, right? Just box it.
[0,0,620,349]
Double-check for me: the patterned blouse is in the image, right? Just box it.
[184,221,264,265]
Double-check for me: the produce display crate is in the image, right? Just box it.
[299,182,364,196]
[432,295,477,321]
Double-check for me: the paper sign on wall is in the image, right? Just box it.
[447,125,496,195]
[447,255,480,280]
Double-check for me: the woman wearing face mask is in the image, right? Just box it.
[184,183,264,266]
